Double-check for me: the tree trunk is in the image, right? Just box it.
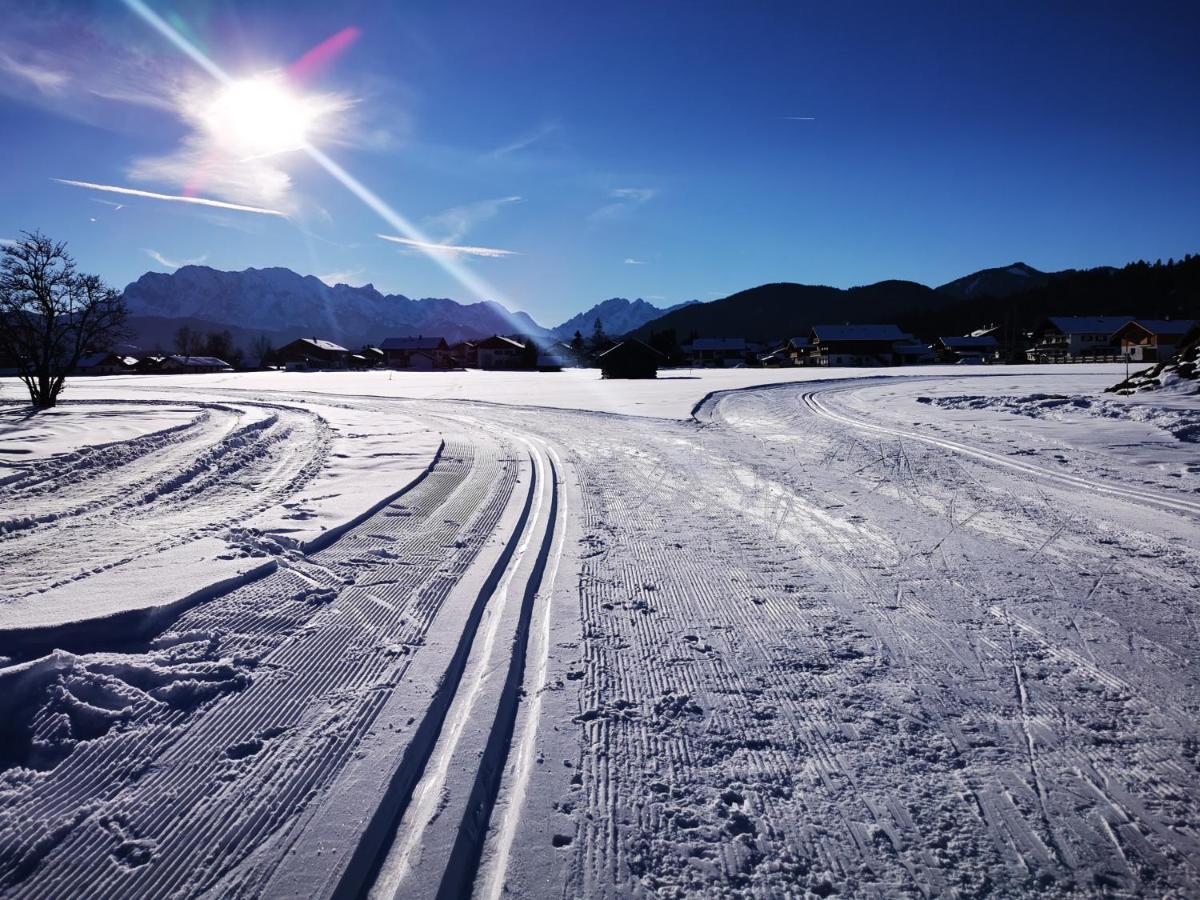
[32,372,57,409]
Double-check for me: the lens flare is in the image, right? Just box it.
[201,75,320,159]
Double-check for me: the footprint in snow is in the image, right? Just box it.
[111,839,156,869]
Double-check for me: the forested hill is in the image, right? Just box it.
[629,256,1200,345]
[902,255,1200,339]
[628,280,950,344]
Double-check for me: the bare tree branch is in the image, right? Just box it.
[0,231,128,408]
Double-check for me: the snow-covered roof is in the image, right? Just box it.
[380,337,447,350]
[1044,316,1133,335]
[77,352,137,368]
[690,338,747,351]
[811,324,907,342]
[938,335,999,349]
[477,335,525,349]
[597,340,663,359]
[167,355,232,367]
[295,338,348,352]
[1122,319,1197,336]
[787,336,812,348]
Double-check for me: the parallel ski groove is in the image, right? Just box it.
[0,433,521,898]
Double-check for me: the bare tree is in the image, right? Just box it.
[0,231,127,409]
[173,324,202,358]
[251,333,274,367]
[202,329,233,360]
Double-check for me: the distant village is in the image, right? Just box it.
[64,315,1197,380]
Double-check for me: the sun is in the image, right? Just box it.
[200,74,324,159]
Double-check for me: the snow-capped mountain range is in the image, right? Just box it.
[550,297,698,340]
[121,265,691,350]
[122,266,550,349]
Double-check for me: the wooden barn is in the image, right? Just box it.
[274,338,349,370]
[380,336,450,369]
[598,340,664,379]
[476,335,528,370]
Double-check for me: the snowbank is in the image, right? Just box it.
[919,392,1200,442]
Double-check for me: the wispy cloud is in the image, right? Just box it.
[377,234,518,258]
[0,50,68,94]
[54,179,287,216]
[143,248,208,269]
[424,195,522,244]
[0,9,190,125]
[87,85,177,112]
[487,121,560,159]
[91,198,125,210]
[0,238,17,248]
[781,116,816,120]
[590,187,658,222]
[624,258,647,265]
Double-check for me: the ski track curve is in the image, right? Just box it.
[794,383,1200,518]
[0,398,332,603]
[0,402,572,900]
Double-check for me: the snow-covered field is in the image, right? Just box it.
[1,364,1198,898]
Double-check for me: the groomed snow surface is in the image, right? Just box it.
[1,364,1198,898]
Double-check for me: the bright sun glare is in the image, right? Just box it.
[201,74,320,159]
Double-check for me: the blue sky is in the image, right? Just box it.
[1,0,1197,325]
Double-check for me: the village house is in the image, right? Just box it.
[159,355,234,374]
[448,340,477,368]
[934,334,1000,364]
[684,338,756,367]
[73,352,138,376]
[536,341,582,371]
[966,323,1026,362]
[380,336,450,369]
[784,336,813,365]
[545,340,587,368]
[1111,319,1197,362]
[808,324,912,366]
[1025,316,1131,362]
[274,337,350,370]
[598,339,664,379]
[758,348,791,367]
[475,335,528,370]
[893,335,936,365]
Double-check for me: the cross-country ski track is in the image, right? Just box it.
[1,368,1198,898]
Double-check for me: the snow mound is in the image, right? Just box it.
[0,644,250,771]
[917,392,1200,442]
[1108,326,1200,396]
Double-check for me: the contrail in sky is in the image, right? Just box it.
[377,234,519,258]
[54,179,286,216]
